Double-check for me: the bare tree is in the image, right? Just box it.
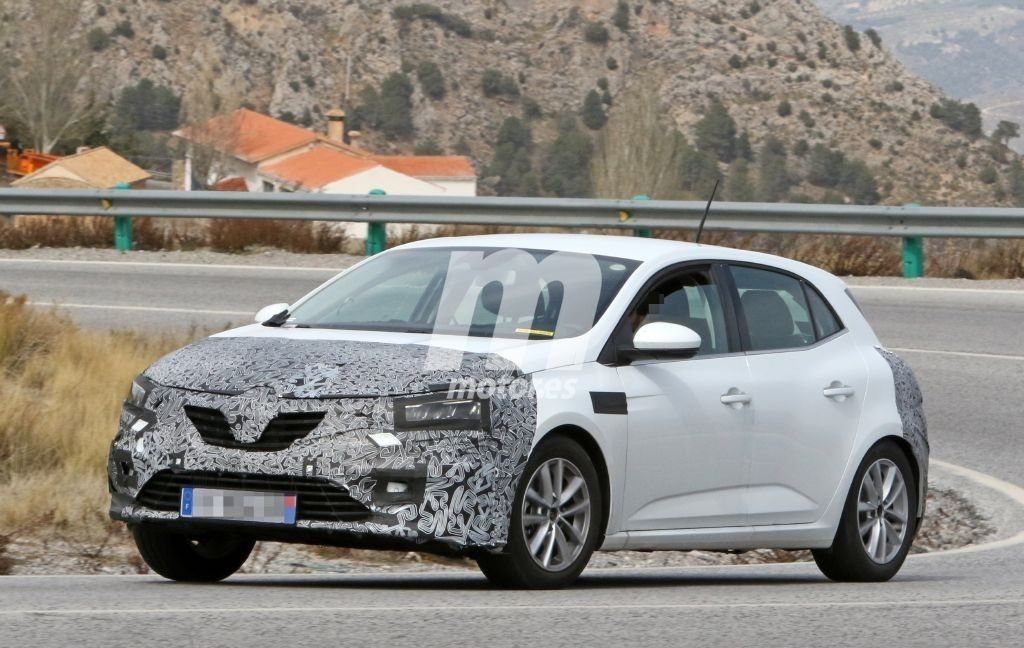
[174,60,244,188]
[591,76,689,200]
[0,0,102,153]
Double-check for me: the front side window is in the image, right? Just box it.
[730,265,816,352]
[287,247,640,339]
[628,267,731,356]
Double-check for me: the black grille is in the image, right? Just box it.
[135,471,371,521]
[184,405,325,451]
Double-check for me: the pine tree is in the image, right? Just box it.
[694,101,738,162]
[581,90,608,130]
[541,116,594,197]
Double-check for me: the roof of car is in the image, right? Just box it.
[396,233,842,286]
[398,233,699,259]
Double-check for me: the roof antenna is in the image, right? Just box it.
[695,179,720,245]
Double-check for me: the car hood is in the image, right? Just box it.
[143,329,570,398]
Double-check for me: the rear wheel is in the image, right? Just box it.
[133,525,254,582]
[813,441,917,582]
[476,436,602,589]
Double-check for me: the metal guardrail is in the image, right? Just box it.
[3,188,1024,277]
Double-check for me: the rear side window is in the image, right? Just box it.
[730,266,816,352]
[805,285,842,340]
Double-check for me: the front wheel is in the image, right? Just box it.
[133,525,255,582]
[476,435,602,589]
[812,440,918,582]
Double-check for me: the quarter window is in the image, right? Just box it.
[805,285,842,340]
[730,266,816,352]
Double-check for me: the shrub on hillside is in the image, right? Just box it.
[481,69,519,98]
[392,4,472,37]
[612,1,630,31]
[86,27,109,51]
[416,61,446,99]
[583,21,609,45]
[930,99,983,139]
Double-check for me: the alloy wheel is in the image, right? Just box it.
[521,457,592,572]
[857,458,910,564]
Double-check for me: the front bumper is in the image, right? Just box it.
[108,382,537,551]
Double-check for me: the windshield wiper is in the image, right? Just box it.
[262,309,291,327]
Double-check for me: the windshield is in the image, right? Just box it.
[288,247,640,339]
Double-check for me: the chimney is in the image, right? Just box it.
[325,108,346,143]
[347,130,362,148]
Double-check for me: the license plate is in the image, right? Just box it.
[180,487,297,525]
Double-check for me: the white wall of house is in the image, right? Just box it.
[321,166,447,196]
[425,179,477,196]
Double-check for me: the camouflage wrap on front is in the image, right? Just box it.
[876,347,929,512]
[108,337,538,549]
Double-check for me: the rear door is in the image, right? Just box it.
[725,264,868,525]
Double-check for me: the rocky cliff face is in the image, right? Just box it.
[815,0,1024,154]
[3,0,1019,206]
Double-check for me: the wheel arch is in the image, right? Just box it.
[873,434,926,523]
[537,424,613,541]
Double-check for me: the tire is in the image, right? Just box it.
[133,525,255,582]
[812,440,918,582]
[476,435,603,589]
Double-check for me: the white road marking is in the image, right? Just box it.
[0,257,339,273]
[912,459,1024,558]
[26,301,251,317]
[3,598,1023,616]
[889,347,1024,361]
[849,284,1024,296]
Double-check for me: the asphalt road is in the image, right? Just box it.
[2,256,1024,647]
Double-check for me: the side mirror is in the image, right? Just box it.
[254,303,290,324]
[624,322,702,360]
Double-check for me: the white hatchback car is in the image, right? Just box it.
[109,234,927,588]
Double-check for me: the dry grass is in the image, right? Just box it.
[4,214,1024,277]
[0,293,190,536]
[0,216,351,254]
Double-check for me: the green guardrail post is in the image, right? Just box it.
[902,203,923,278]
[366,188,387,256]
[632,194,652,238]
[113,182,133,251]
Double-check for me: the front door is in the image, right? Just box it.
[617,265,753,530]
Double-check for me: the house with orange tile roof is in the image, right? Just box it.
[172,108,477,198]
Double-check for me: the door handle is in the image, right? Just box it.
[720,389,752,409]
[823,382,855,400]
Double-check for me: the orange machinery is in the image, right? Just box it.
[0,126,59,177]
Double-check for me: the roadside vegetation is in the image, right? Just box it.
[3,216,1024,278]
[0,294,189,555]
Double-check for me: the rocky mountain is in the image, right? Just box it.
[2,0,1021,206]
[815,0,1024,153]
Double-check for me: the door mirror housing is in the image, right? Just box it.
[254,303,290,324]
[622,322,702,360]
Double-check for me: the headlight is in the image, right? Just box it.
[394,394,489,431]
[126,374,157,409]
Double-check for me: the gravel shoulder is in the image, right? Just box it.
[0,476,996,576]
